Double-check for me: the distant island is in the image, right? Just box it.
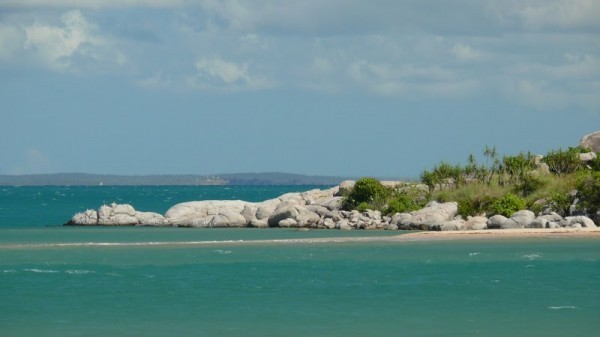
[0,172,350,186]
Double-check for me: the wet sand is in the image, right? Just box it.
[394,227,600,241]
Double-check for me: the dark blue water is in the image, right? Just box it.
[0,185,327,227]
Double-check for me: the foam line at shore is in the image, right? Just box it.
[0,237,393,249]
[1,228,599,249]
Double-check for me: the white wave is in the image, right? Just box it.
[2,269,17,273]
[521,253,542,261]
[469,252,480,256]
[548,306,578,310]
[65,269,95,275]
[214,249,232,254]
[0,236,393,249]
[23,268,59,273]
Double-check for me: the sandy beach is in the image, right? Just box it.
[394,227,600,241]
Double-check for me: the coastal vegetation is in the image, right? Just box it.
[342,146,600,218]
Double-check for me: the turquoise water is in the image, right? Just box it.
[0,185,328,227]
[1,186,599,336]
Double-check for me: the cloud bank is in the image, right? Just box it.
[0,0,597,110]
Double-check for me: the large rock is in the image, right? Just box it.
[540,212,563,222]
[336,180,355,196]
[503,210,535,229]
[306,205,332,218]
[209,211,248,227]
[528,217,548,229]
[165,200,250,227]
[390,213,412,227]
[267,204,299,227]
[579,152,597,163]
[314,197,343,211]
[466,216,488,230]
[336,219,353,230]
[408,201,458,228]
[431,219,466,231]
[68,210,98,226]
[580,130,600,152]
[592,212,600,226]
[249,219,268,228]
[97,203,139,226]
[294,207,321,227]
[301,188,338,205]
[278,218,298,228]
[255,200,278,220]
[562,216,597,228]
[135,211,169,226]
[487,215,507,229]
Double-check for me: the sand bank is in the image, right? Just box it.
[393,227,600,241]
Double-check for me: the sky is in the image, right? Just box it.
[0,0,599,178]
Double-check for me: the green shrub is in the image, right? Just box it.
[546,192,573,217]
[578,172,600,212]
[421,169,436,192]
[356,202,371,213]
[528,201,545,216]
[542,148,582,176]
[386,194,420,215]
[499,152,536,185]
[342,177,390,210]
[457,195,496,217]
[515,171,546,196]
[589,155,600,172]
[431,182,507,217]
[420,162,463,191]
[486,193,526,217]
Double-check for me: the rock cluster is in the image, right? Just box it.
[66,183,599,230]
[66,130,600,231]
[580,130,600,153]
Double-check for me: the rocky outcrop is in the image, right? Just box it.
[393,201,458,230]
[580,130,600,153]
[65,179,598,232]
[67,203,169,226]
[503,210,536,229]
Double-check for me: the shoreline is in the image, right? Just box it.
[393,227,600,241]
[3,228,599,250]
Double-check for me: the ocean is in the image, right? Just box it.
[1,186,599,337]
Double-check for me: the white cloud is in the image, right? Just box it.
[0,24,23,61]
[505,54,600,110]
[187,58,273,91]
[487,0,600,30]
[195,58,249,83]
[135,72,171,89]
[21,10,124,71]
[451,43,484,62]
[519,0,600,29]
[346,59,477,98]
[0,0,184,9]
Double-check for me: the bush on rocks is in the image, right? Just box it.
[487,193,526,217]
[542,147,582,176]
[342,177,390,211]
[578,172,600,213]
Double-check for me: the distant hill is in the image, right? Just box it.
[0,172,347,186]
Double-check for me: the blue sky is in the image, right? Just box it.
[0,0,599,178]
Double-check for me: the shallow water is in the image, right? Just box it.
[1,230,599,337]
[1,186,598,336]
